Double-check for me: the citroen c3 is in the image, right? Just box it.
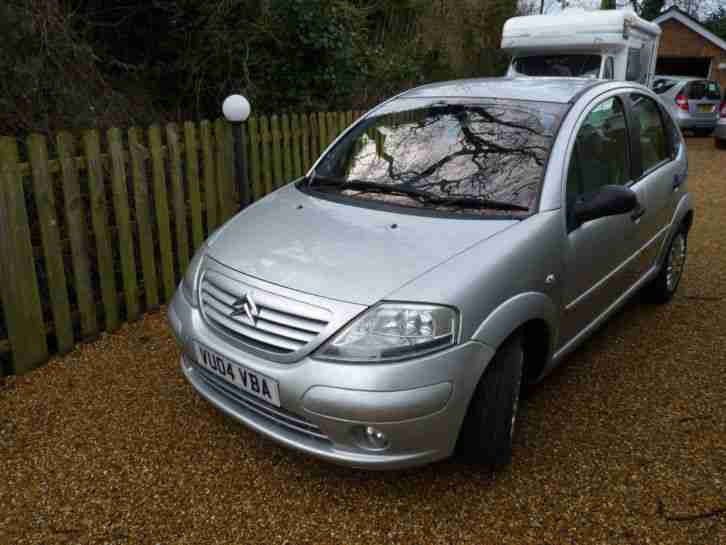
[168,78,693,469]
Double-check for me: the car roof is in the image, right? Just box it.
[399,77,605,104]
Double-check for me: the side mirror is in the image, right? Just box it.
[573,185,639,226]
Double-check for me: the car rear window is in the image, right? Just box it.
[685,81,721,100]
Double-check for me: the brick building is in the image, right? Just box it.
[654,7,726,91]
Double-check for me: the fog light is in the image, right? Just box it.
[354,425,389,451]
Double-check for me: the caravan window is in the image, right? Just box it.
[626,46,651,85]
[626,48,642,83]
[511,55,601,78]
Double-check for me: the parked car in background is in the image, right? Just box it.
[169,78,693,470]
[715,93,726,149]
[653,76,722,136]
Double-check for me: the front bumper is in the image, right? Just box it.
[169,289,495,470]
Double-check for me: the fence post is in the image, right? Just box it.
[291,114,302,178]
[28,134,74,353]
[247,117,263,200]
[260,116,273,196]
[318,112,327,156]
[166,123,190,275]
[57,132,98,339]
[301,114,311,173]
[281,114,293,183]
[184,122,204,250]
[0,137,49,372]
[129,127,160,310]
[84,129,120,332]
[108,128,140,321]
[148,126,176,301]
[199,121,218,233]
[271,115,283,189]
[214,119,236,221]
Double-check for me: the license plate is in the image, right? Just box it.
[698,104,714,113]
[194,343,281,407]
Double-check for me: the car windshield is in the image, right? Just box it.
[311,99,566,215]
[512,55,602,78]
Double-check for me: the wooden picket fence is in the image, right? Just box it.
[0,110,364,374]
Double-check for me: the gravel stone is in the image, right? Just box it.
[1,137,724,544]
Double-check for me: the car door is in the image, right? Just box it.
[559,94,644,345]
[622,92,686,286]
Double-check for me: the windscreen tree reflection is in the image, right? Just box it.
[315,102,562,214]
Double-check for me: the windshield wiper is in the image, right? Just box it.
[307,173,530,212]
[434,196,530,212]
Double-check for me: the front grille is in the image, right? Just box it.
[194,362,330,443]
[200,270,331,355]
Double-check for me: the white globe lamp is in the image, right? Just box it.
[223,95,251,123]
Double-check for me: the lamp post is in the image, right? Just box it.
[222,94,251,208]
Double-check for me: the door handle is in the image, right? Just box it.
[631,205,646,222]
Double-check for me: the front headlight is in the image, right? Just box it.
[182,245,206,307]
[314,303,459,363]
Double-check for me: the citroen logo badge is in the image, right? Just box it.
[230,292,259,325]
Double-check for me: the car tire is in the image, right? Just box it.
[458,332,524,468]
[693,128,713,137]
[716,138,726,150]
[643,226,688,304]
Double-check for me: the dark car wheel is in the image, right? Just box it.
[458,332,524,468]
[716,138,726,150]
[643,227,688,304]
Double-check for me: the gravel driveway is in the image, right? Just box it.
[2,137,725,545]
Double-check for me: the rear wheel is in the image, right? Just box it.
[458,333,524,468]
[693,128,713,137]
[643,227,688,304]
[716,138,726,150]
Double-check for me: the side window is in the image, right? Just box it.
[567,97,631,209]
[626,47,641,82]
[661,105,682,159]
[602,57,614,80]
[629,94,670,173]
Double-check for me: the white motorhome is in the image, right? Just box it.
[501,9,661,87]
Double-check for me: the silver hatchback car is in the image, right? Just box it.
[169,78,693,469]
[653,76,722,136]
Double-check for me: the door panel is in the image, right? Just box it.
[561,214,635,343]
[560,95,639,347]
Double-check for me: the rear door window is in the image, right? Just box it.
[629,94,670,174]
